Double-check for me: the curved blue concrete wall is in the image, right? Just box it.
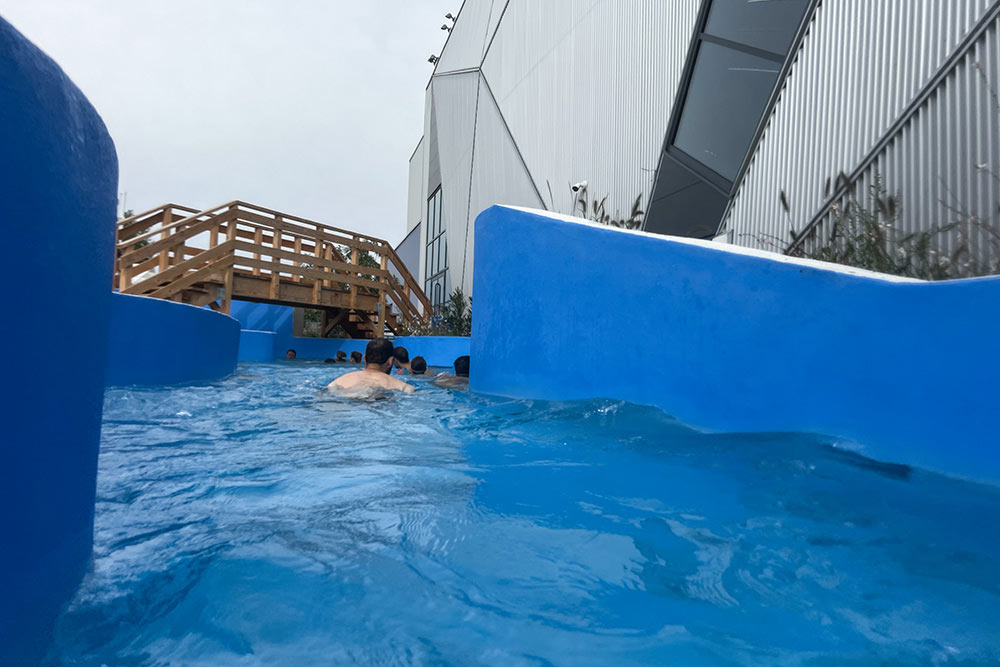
[238,329,278,362]
[230,301,470,366]
[106,294,240,386]
[472,206,1000,485]
[0,18,118,664]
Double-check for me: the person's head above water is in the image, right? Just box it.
[393,346,410,365]
[365,338,396,374]
[336,350,347,362]
[323,358,336,364]
[350,351,363,363]
[410,356,427,375]
[286,349,297,360]
[453,355,470,377]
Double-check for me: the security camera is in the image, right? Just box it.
[428,55,439,64]
[571,181,588,193]
[441,24,451,31]
[445,12,455,20]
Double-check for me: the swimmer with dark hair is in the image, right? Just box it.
[433,355,469,389]
[327,339,415,394]
[286,349,297,360]
[349,351,363,364]
[410,356,427,375]
[393,346,411,374]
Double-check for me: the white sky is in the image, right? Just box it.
[1,1,451,245]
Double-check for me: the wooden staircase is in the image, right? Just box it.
[115,201,431,338]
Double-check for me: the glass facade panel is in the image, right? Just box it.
[424,187,448,313]
[705,0,810,56]
[673,41,780,181]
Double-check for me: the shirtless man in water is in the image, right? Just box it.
[327,338,415,394]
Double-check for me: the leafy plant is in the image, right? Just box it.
[776,177,1000,280]
[400,287,472,336]
[546,180,644,229]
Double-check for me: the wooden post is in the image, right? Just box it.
[349,244,360,310]
[323,244,333,288]
[377,252,388,334]
[158,208,172,273]
[252,227,262,275]
[118,265,132,292]
[293,237,302,283]
[222,269,233,314]
[222,214,236,313]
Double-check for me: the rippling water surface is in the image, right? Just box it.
[45,362,1000,665]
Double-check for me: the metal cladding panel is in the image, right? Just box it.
[435,0,500,74]
[724,0,998,251]
[418,88,434,283]
[407,137,425,234]
[429,71,481,285]
[482,0,700,219]
[808,20,1000,269]
[459,78,544,295]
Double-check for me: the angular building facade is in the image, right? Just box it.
[407,0,1000,304]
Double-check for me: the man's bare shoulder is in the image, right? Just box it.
[326,370,367,390]
[383,374,416,393]
[327,370,414,394]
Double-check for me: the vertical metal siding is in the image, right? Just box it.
[807,20,1000,272]
[482,0,700,219]
[724,0,997,254]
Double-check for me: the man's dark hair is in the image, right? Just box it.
[350,351,362,363]
[453,355,470,377]
[336,350,347,361]
[411,356,427,374]
[323,358,336,364]
[365,338,395,365]
[393,346,410,364]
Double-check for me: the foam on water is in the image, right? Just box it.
[45,363,1000,665]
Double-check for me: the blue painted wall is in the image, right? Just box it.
[238,330,278,362]
[471,206,1000,485]
[0,18,118,664]
[230,301,469,367]
[106,294,240,386]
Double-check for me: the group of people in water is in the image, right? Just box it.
[284,339,469,395]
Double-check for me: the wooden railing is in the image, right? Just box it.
[114,201,431,336]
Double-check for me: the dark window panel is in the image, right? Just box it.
[705,0,811,56]
[644,174,729,238]
[673,41,780,181]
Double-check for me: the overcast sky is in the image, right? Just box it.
[1,1,451,245]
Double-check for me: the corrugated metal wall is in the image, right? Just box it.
[483,0,700,218]
[406,138,424,234]
[723,0,999,259]
[804,17,1000,275]
[414,0,701,295]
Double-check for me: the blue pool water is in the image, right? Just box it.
[46,363,1000,665]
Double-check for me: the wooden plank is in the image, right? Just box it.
[252,228,262,275]
[118,207,235,267]
[222,267,234,314]
[229,240,389,281]
[293,237,302,283]
[124,240,235,295]
[147,255,233,299]
[234,256,382,292]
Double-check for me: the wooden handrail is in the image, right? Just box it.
[114,200,432,334]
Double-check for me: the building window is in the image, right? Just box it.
[669,0,811,185]
[673,41,780,181]
[424,187,448,313]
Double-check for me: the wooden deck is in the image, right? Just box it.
[115,201,431,338]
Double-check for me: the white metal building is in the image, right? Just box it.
[406,0,1000,307]
[406,0,703,308]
